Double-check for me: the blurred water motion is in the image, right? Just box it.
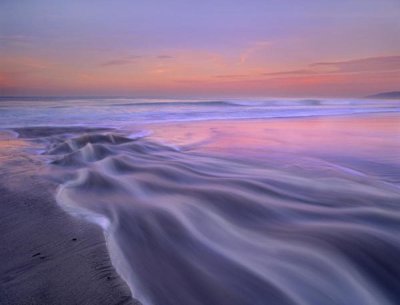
[1,97,400,128]
[3,97,399,304]
[34,112,400,305]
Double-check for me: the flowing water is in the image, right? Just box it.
[1,97,400,305]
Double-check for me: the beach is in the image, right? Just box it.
[3,0,400,303]
[0,129,141,305]
[1,98,400,305]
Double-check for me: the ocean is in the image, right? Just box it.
[1,97,400,305]
[1,97,400,128]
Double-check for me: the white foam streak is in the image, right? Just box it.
[48,132,400,305]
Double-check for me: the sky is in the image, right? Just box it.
[0,0,400,98]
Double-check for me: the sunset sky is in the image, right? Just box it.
[1,0,399,98]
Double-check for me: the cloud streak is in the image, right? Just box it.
[157,55,174,59]
[239,41,270,64]
[311,56,400,73]
[100,56,142,67]
[0,35,36,49]
[262,69,316,77]
[215,74,248,79]
[264,55,400,78]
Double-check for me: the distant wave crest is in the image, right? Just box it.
[1,97,400,128]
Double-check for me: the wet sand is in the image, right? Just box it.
[146,113,400,183]
[0,129,141,305]
[146,113,400,159]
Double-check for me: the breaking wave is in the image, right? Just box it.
[1,97,400,128]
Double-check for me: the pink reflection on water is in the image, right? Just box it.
[146,114,400,164]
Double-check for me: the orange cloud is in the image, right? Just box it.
[2,52,399,97]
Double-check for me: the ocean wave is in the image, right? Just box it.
[41,131,400,305]
[1,97,400,129]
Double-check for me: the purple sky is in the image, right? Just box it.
[1,0,400,97]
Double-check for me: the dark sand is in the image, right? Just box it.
[0,128,141,305]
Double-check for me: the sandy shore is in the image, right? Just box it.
[0,128,141,305]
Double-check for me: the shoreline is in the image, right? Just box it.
[0,110,399,132]
[0,129,141,305]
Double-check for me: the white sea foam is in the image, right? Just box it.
[1,97,399,128]
[44,131,400,305]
